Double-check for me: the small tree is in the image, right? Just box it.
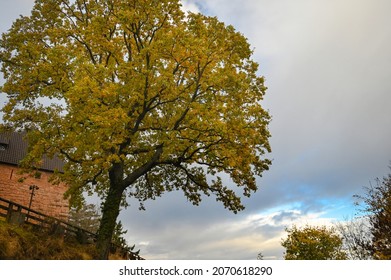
[110,220,140,259]
[69,203,101,234]
[111,220,128,248]
[69,202,139,258]
[335,217,372,260]
[257,251,264,260]
[355,167,391,259]
[281,225,347,260]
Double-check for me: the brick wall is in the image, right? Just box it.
[0,163,69,220]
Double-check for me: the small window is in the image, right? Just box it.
[0,144,7,151]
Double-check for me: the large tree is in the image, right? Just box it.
[0,0,271,259]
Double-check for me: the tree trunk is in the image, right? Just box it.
[94,150,161,259]
[96,185,123,259]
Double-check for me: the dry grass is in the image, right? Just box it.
[0,219,98,260]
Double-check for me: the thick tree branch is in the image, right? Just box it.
[122,144,163,189]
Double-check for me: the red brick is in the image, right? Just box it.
[0,163,69,220]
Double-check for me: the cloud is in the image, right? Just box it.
[203,0,391,195]
[180,0,201,14]
[123,203,337,260]
[1,0,390,260]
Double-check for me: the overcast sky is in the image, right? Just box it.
[1,0,390,259]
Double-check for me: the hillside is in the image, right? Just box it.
[0,218,98,260]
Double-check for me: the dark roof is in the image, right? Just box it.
[0,131,64,173]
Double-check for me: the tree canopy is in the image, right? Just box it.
[0,0,271,259]
[281,225,347,260]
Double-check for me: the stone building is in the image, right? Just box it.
[0,131,69,220]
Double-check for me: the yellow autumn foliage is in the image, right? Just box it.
[1,0,271,259]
